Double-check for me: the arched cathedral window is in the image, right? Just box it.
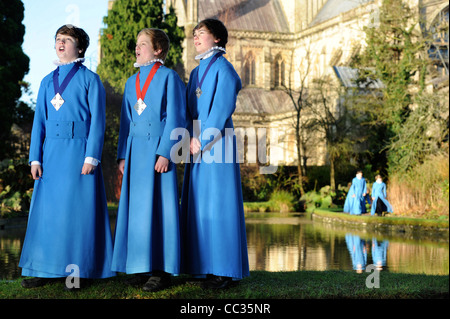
[273,54,285,88]
[243,52,256,86]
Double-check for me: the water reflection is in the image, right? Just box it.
[344,234,389,273]
[372,238,388,270]
[244,213,448,275]
[0,213,449,280]
[345,234,368,273]
[0,227,25,280]
[245,214,354,272]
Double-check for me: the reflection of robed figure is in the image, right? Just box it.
[19,62,115,279]
[345,234,367,272]
[343,177,367,215]
[372,238,389,269]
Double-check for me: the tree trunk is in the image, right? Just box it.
[296,132,305,196]
[330,157,336,192]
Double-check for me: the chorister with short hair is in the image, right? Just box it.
[181,19,250,289]
[19,25,115,289]
[111,28,186,292]
[343,171,368,215]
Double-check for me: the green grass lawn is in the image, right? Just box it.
[1,270,448,299]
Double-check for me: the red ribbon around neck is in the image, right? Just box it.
[135,62,162,101]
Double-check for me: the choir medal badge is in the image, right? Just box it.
[134,62,162,116]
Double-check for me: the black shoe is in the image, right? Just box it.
[124,274,149,286]
[143,274,171,292]
[21,277,60,289]
[201,276,234,290]
[64,278,93,291]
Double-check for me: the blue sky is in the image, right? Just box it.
[22,0,110,104]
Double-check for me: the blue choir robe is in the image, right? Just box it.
[180,54,250,280]
[345,234,367,271]
[111,63,186,275]
[343,177,367,215]
[19,62,115,279]
[370,182,393,215]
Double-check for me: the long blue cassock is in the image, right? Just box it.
[19,62,115,279]
[343,177,367,215]
[181,54,250,280]
[111,63,186,275]
[370,182,393,215]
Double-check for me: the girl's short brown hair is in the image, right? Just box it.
[137,28,170,61]
[55,24,90,58]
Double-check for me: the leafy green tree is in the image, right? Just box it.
[358,0,426,130]
[388,91,448,171]
[0,1,34,215]
[353,0,447,174]
[0,0,30,156]
[97,0,184,93]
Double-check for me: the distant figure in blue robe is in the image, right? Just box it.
[181,19,250,289]
[345,234,367,273]
[19,25,115,289]
[371,238,389,270]
[111,29,186,292]
[371,175,393,216]
[343,170,368,215]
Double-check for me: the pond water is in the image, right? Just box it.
[0,213,448,280]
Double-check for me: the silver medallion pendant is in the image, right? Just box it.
[134,98,147,116]
[195,87,202,98]
[51,93,64,111]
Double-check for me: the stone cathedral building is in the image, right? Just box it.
[105,0,448,168]
[163,0,448,168]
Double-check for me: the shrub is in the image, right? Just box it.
[387,153,449,219]
[300,185,348,212]
[268,190,296,213]
[243,202,271,213]
[0,158,34,217]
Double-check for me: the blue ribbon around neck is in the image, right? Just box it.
[52,62,82,96]
[196,51,224,91]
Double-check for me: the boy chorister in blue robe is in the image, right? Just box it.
[19,25,115,289]
[111,28,186,292]
[181,19,250,289]
[371,175,393,216]
[343,170,368,215]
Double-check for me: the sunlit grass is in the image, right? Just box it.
[1,270,448,299]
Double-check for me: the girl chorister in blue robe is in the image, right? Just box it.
[111,29,186,292]
[343,170,368,215]
[371,175,393,216]
[181,19,250,289]
[19,25,115,289]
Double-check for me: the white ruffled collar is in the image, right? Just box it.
[195,46,226,60]
[53,58,85,66]
[134,59,165,68]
